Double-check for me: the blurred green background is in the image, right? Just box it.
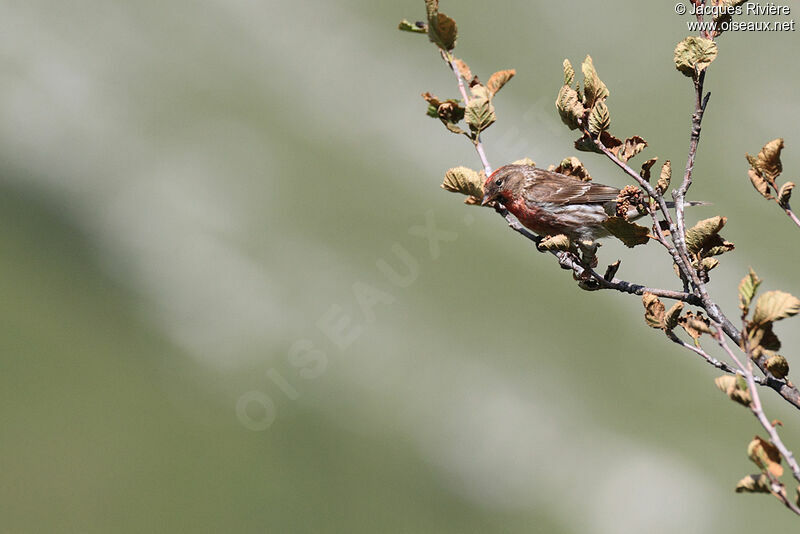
[1,1,799,532]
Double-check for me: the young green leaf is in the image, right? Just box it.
[588,101,610,134]
[738,268,762,311]
[563,59,575,86]
[581,55,609,107]
[442,166,484,200]
[398,20,428,34]
[556,85,585,131]
[464,97,496,133]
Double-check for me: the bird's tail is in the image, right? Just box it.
[664,200,710,208]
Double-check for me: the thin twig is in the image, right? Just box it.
[781,202,800,229]
[715,327,800,484]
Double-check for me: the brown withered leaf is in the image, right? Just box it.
[512,158,536,166]
[615,185,645,220]
[779,182,795,208]
[755,138,784,182]
[657,161,672,194]
[739,268,762,312]
[679,311,713,339]
[752,290,800,325]
[428,13,457,51]
[748,436,784,478]
[454,59,472,82]
[537,234,571,252]
[748,169,773,199]
[735,474,772,494]
[665,302,684,331]
[642,293,666,329]
[602,216,649,247]
[640,157,658,182]
[685,216,734,257]
[715,375,752,407]
[554,156,591,181]
[487,69,515,96]
[617,136,648,163]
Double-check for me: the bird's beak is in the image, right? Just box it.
[481,192,493,207]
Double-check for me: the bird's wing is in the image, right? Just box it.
[523,169,620,206]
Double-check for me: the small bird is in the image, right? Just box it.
[481,164,691,243]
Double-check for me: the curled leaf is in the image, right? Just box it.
[685,216,734,257]
[657,161,672,194]
[679,311,713,339]
[442,166,483,200]
[581,55,609,108]
[617,136,648,163]
[640,157,658,182]
[779,182,794,208]
[556,85,585,131]
[748,169,773,199]
[537,234,571,252]
[665,302,684,331]
[748,436,784,477]
[487,69,515,96]
[642,293,666,329]
[765,354,790,379]
[563,59,575,86]
[755,138,784,182]
[398,20,428,33]
[715,375,752,407]
[674,37,718,77]
[554,157,591,181]
[735,474,772,494]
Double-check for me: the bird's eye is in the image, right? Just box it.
[494,178,503,187]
